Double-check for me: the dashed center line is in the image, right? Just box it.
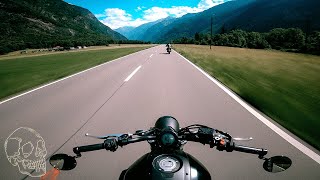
[124,66,142,82]
[150,54,153,58]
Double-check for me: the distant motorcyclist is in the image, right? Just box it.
[166,43,172,54]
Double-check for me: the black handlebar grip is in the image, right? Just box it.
[234,144,268,157]
[73,143,105,155]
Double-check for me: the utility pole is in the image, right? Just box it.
[210,16,213,49]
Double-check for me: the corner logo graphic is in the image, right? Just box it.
[4,127,47,177]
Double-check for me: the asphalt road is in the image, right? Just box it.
[0,45,319,179]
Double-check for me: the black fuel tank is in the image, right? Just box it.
[120,151,211,180]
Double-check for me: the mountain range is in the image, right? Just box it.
[0,0,126,54]
[115,0,320,43]
[115,17,176,42]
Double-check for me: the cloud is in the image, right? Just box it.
[143,6,202,21]
[135,6,146,11]
[198,0,227,10]
[98,0,230,29]
[97,8,144,29]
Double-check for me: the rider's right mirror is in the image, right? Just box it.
[263,156,292,173]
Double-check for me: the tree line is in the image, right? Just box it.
[173,28,320,55]
[0,36,150,55]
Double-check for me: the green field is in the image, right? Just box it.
[174,44,320,150]
[0,45,152,100]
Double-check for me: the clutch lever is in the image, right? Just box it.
[85,133,132,139]
[233,137,253,141]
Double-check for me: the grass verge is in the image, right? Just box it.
[0,45,152,100]
[174,44,320,150]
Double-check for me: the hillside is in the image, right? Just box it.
[114,26,135,39]
[222,0,320,33]
[0,0,126,54]
[153,0,256,43]
[115,18,166,41]
[125,0,320,43]
[143,16,177,42]
[120,0,255,43]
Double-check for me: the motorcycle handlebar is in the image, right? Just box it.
[73,136,157,156]
[233,144,268,157]
[73,143,105,155]
[72,130,268,158]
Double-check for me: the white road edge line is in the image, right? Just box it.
[175,50,320,164]
[124,66,142,82]
[0,49,149,105]
[150,54,153,58]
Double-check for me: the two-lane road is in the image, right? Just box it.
[0,45,319,179]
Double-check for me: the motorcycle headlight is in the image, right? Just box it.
[159,128,178,148]
[161,133,176,146]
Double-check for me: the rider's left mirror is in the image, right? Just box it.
[263,156,292,173]
[49,154,77,170]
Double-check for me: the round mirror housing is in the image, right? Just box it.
[49,154,77,170]
[263,156,292,173]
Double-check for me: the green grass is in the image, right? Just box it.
[0,46,152,100]
[174,44,320,150]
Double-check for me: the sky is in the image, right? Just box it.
[64,0,232,29]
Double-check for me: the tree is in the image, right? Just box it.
[229,30,247,47]
[181,37,188,44]
[61,40,73,48]
[266,28,306,50]
[247,32,270,49]
[306,31,320,54]
[284,28,305,49]
[220,24,227,34]
[200,39,208,45]
[194,32,200,42]
[187,38,195,44]
[0,45,11,55]
[213,34,231,46]
[266,28,286,49]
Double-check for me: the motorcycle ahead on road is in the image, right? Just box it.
[167,47,172,54]
[50,116,292,179]
[166,44,172,54]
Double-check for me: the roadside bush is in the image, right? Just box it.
[194,32,200,42]
[213,34,229,46]
[247,32,270,49]
[266,28,305,50]
[213,30,247,48]
[283,28,305,49]
[305,31,320,54]
[229,29,247,47]
[200,39,208,45]
[265,28,286,49]
[0,45,11,55]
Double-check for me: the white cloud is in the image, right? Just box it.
[135,6,146,11]
[95,13,106,18]
[97,8,143,29]
[98,0,231,29]
[143,6,202,21]
[198,0,226,10]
